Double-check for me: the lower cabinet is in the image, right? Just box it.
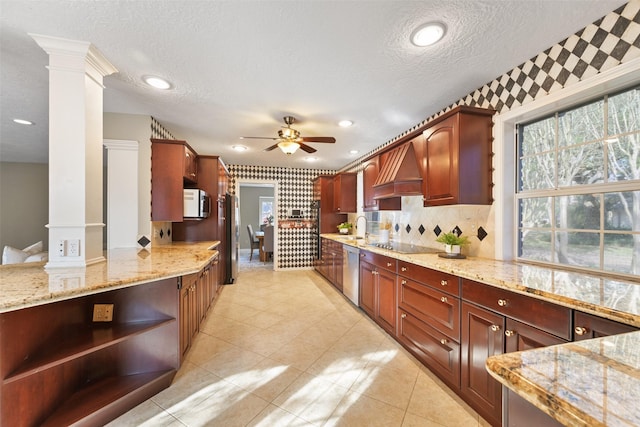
[573,310,637,340]
[359,250,397,335]
[316,238,344,292]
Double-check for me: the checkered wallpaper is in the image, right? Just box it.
[342,1,640,172]
[150,116,176,140]
[228,165,336,269]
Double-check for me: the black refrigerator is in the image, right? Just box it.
[224,193,239,284]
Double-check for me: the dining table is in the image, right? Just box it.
[254,230,266,262]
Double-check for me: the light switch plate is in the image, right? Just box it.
[92,304,114,322]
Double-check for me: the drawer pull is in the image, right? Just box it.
[387,262,392,267]
[490,325,501,332]
[401,313,407,319]
[575,326,588,336]
[401,280,407,285]
[440,338,448,345]
[440,296,448,303]
[401,266,407,272]
[497,299,508,307]
[505,330,515,337]
[360,253,365,258]
[440,280,448,286]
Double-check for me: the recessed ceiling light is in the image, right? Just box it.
[142,75,172,90]
[338,120,353,128]
[304,156,318,162]
[232,145,248,152]
[13,118,34,125]
[349,149,359,154]
[411,22,446,47]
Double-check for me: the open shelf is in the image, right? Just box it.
[4,318,175,384]
[41,370,176,427]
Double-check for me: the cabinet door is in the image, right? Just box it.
[359,260,376,317]
[461,302,504,427]
[505,318,567,353]
[333,173,356,213]
[424,116,457,206]
[183,146,197,183]
[376,268,397,335]
[573,311,637,340]
[362,158,379,211]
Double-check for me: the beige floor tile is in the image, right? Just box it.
[242,310,287,329]
[350,363,419,410]
[151,362,226,411]
[306,349,370,389]
[296,322,347,350]
[246,404,314,427]
[272,372,350,426]
[235,328,296,357]
[406,371,479,427]
[200,346,266,378]
[401,412,447,427]
[224,357,304,402]
[184,333,236,365]
[324,390,406,427]
[204,318,265,345]
[269,337,326,371]
[104,399,181,426]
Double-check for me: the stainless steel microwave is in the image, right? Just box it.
[183,189,210,219]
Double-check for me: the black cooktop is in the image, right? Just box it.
[370,242,441,254]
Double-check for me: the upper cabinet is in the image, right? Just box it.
[421,106,494,207]
[313,175,346,233]
[363,155,401,212]
[333,172,357,213]
[151,139,198,222]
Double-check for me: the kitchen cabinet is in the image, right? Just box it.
[362,155,402,212]
[421,106,494,206]
[151,139,199,221]
[373,137,423,200]
[397,262,461,388]
[573,310,637,340]
[0,278,179,427]
[461,279,571,426]
[316,238,343,292]
[359,250,397,335]
[312,175,347,233]
[333,172,357,213]
[179,273,198,360]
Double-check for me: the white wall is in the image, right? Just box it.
[0,162,49,252]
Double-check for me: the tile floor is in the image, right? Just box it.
[107,249,489,426]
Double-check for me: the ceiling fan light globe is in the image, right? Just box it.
[278,140,300,155]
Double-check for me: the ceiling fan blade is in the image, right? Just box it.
[300,136,336,143]
[299,143,317,153]
[264,143,280,152]
[240,136,278,140]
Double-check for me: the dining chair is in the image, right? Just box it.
[247,224,260,261]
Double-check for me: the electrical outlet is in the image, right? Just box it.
[57,240,66,256]
[67,239,80,257]
[92,304,114,322]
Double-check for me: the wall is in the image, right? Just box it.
[0,162,49,253]
[238,185,274,249]
[228,165,336,269]
[344,2,640,260]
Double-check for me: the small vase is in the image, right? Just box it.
[445,244,461,255]
[339,228,349,234]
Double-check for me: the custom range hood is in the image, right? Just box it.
[373,141,423,199]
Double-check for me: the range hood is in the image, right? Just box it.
[373,141,423,199]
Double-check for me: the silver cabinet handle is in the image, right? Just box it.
[440,280,448,286]
[497,299,508,307]
[440,296,448,303]
[401,280,407,285]
[440,338,448,345]
[387,262,392,267]
[575,326,588,336]
[505,330,515,337]
[401,266,407,272]
[490,325,501,332]
[401,313,407,319]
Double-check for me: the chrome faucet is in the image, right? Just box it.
[355,215,369,243]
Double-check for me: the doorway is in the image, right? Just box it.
[236,180,278,269]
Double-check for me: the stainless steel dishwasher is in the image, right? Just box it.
[342,245,360,306]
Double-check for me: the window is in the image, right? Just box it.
[259,196,274,226]
[517,86,640,277]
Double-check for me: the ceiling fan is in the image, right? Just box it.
[240,116,336,155]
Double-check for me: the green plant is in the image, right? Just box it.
[436,232,469,246]
[337,222,353,229]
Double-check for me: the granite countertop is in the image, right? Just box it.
[487,331,640,427]
[322,233,640,426]
[0,241,220,313]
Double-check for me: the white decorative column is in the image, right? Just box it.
[104,139,139,249]
[31,34,117,268]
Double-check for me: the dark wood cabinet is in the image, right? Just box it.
[151,139,196,221]
[358,250,397,335]
[333,172,357,213]
[362,155,402,212]
[179,273,199,360]
[0,278,179,427]
[461,301,504,426]
[313,175,347,233]
[573,310,637,340]
[316,238,343,292]
[183,145,198,183]
[421,106,494,206]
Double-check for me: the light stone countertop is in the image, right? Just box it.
[322,233,640,427]
[0,241,220,313]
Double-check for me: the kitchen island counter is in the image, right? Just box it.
[0,241,220,313]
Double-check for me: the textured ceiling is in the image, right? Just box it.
[0,0,628,169]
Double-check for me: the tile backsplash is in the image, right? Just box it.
[349,196,495,258]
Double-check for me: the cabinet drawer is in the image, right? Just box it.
[462,279,571,340]
[359,250,397,272]
[398,309,460,388]
[573,311,637,341]
[398,278,460,340]
[505,318,568,353]
[398,261,459,296]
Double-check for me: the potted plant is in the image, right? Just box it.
[436,232,470,255]
[337,222,353,234]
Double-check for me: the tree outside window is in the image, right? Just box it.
[259,197,274,226]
